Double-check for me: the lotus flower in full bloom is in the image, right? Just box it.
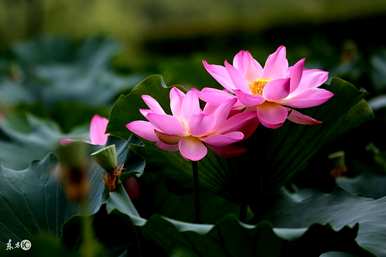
[126,87,256,161]
[89,114,109,145]
[200,46,334,128]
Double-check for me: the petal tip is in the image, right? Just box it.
[141,94,150,101]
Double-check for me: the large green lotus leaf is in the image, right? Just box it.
[78,209,371,257]
[0,141,47,171]
[62,198,372,257]
[0,140,134,243]
[262,188,386,257]
[61,166,371,257]
[337,172,386,199]
[142,214,374,257]
[108,76,372,202]
[0,37,142,109]
[108,74,170,139]
[0,113,88,169]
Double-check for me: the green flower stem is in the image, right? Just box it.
[80,202,96,257]
[192,161,201,223]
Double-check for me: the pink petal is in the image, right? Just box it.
[217,111,257,133]
[289,58,305,92]
[202,131,244,146]
[139,108,151,117]
[210,98,238,128]
[203,96,245,116]
[146,113,185,136]
[263,46,289,79]
[239,117,259,138]
[203,99,244,113]
[202,102,218,115]
[170,87,185,116]
[262,78,290,101]
[233,50,262,81]
[189,113,215,136]
[186,112,216,137]
[178,137,208,161]
[182,88,201,120]
[284,88,334,108]
[288,109,321,125]
[154,130,180,144]
[89,115,109,145]
[156,141,179,151]
[224,60,249,92]
[189,99,239,138]
[203,60,235,91]
[256,103,289,128]
[235,89,265,106]
[297,69,329,90]
[199,87,236,106]
[126,121,158,142]
[142,95,166,114]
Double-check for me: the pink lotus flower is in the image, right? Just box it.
[200,46,334,128]
[58,115,109,146]
[126,87,255,161]
[89,114,109,145]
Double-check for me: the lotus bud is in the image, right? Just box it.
[91,145,118,173]
[91,144,123,192]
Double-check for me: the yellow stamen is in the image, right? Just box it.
[249,78,270,95]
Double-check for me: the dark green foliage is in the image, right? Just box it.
[1,36,386,257]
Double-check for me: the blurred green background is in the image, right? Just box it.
[2,0,386,135]
[1,0,386,139]
[2,0,386,46]
[2,2,386,256]
[1,0,386,89]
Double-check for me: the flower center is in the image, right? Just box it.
[249,78,270,95]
